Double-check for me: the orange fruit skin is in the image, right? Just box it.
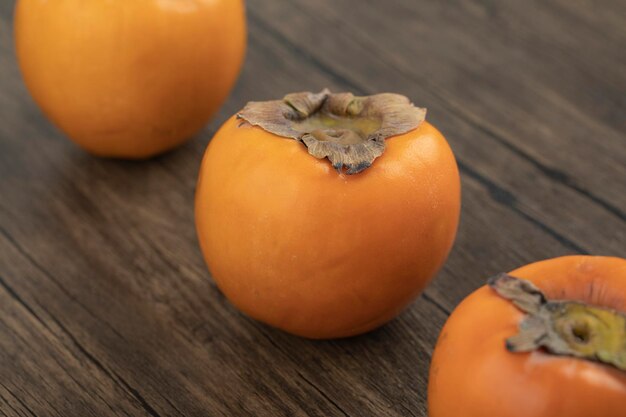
[428,255,626,417]
[14,0,246,158]
[195,117,461,339]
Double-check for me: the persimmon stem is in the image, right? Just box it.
[237,90,426,174]
[489,273,626,371]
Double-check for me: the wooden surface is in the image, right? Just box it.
[1,0,624,416]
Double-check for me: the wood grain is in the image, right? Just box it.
[1,1,624,416]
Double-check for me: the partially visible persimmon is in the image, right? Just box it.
[195,90,460,339]
[429,255,626,417]
[14,0,246,158]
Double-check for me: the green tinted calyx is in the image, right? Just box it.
[489,273,626,371]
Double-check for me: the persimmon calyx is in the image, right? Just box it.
[489,273,626,371]
[237,89,426,174]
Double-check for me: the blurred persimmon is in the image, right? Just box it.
[195,90,461,339]
[429,255,626,417]
[15,0,246,158]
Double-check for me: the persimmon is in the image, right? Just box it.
[195,90,461,339]
[428,255,626,417]
[14,0,246,158]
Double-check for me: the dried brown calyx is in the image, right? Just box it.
[489,273,626,371]
[237,89,426,174]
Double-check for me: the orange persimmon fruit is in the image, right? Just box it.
[429,255,626,417]
[14,0,246,158]
[195,90,461,339]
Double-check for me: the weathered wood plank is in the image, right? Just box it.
[1,0,624,416]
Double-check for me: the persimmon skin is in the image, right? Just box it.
[14,0,246,158]
[428,256,626,417]
[195,116,461,339]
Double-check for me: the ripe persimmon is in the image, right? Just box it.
[15,0,246,158]
[429,255,626,417]
[195,90,461,339]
